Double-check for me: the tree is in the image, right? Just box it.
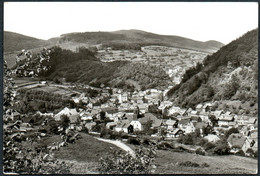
[143,120,153,135]
[98,145,156,174]
[208,115,218,127]
[202,125,214,136]
[60,115,70,131]
[213,139,230,155]
[100,111,106,121]
[224,127,239,139]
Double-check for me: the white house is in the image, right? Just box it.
[54,107,79,123]
[130,120,143,131]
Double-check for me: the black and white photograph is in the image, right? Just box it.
[3,1,258,174]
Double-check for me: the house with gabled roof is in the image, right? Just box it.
[218,115,234,126]
[106,122,117,130]
[178,118,195,134]
[130,120,143,131]
[227,133,246,153]
[138,113,162,129]
[213,110,224,117]
[203,103,213,112]
[204,134,220,143]
[166,128,184,138]
[247,117,257,125]
[194,122,208,136]
[191,116,202,123]
[190,110,198,116]
[243,129,258,154]
[196,104,203,112]
[85,122,96,131]
[54,108,79,123]
[165,119,177,130]
[114,120,131,133]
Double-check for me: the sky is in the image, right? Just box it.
[4,2,258,44]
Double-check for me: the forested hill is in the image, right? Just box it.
[167,29,258,113]
[4,31,50,52]
[14,46,170,91]
[59,29,224,53]
[4,30,223,53]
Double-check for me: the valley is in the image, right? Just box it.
[3,29,258,174]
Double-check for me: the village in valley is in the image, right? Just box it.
[3,2,258,174]
[5,45,258,161]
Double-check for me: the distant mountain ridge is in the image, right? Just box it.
[59,29,224,53]
[4,31,51,52]
[3,29,224,53]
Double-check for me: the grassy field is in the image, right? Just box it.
[126,143,257,174]
[24,134,257,174]
[154,149,258,174]
[46,133,123,173]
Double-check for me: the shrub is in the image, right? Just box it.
[143,138,151,146]
[100,129,111,138]
[178,133,194,145]
[224,128,239,139]
[246,148,257,157]
[98,145,156,174]
[196,147,206,155]
[204,142,216,152]
[197,138,208,146]
[157,142,174,150]
[213,140,230,155]
[127,137,141,145]
[201,163,210,168]
[235,149,245,156]
[179,161,200,167]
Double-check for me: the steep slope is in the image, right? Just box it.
[13,46,170,91]
[167,29,258,114]
[4,31,51,52]
[59,29,224,53]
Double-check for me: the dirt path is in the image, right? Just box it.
[95,137,135,157]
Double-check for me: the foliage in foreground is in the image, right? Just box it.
[3,60,72,174]
[98,145,156,174]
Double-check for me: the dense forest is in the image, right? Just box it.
[112,63,170,90]
[167,29,258,113]
[14,46,170,90]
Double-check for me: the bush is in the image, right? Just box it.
[179,161,210,168]
[196,147,206,155]
[178,133,194,145]
[224,127,239,139]
[143,138,151,146]
[201,163,210,168]
[197,138,208,146]
[157,142,174,150]
[98,145,156,174]
[179,161,200,167]
[127,137,141,145]
[213,140,230,155]
[204,142,216,152]
[246,148,257,157]
[235,149,245,156]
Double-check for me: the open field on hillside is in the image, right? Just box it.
[126,143,257,174]
[53,133,123,162]
[51,133,124,173]
[98,45,208,84]
[35,134,257,174]
[14,78,81,97]
[154,149,257,174]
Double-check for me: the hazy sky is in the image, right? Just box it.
[4,2,258,44]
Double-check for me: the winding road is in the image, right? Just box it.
[95,137,135,157]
